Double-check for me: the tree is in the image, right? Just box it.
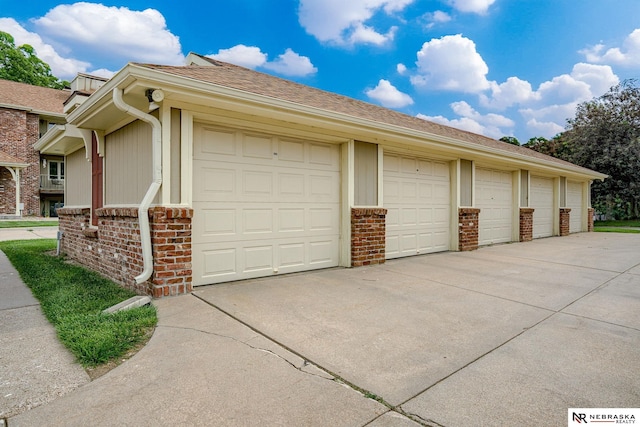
[0,31,68,89]
[523,135,573,159]
[499,136,520,146]
[527,80,640,219]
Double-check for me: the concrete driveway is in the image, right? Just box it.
[8,233,640,426]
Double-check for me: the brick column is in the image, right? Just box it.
[519,208,534,242]
[351,208,387,267]
[459,208,480,251]
[57,206,193,297]
[559,208,571,236]
[149,207,193,297]
[587,207,595,232]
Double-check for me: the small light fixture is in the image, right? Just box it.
[42,159,47,168]
[145,89,165,112]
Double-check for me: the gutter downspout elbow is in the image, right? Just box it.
[112,88,162,285]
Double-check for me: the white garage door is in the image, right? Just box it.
[384,153,450,259]
[192,123,341,285]
[476,168,513,245]
[567,181,584,233]
[530,176,554,238]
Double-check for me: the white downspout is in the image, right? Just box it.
[112,88,162,284]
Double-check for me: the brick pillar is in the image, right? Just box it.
[519,208,534,242]
[351,208,387,267]
[587,208,595,232]
[149,207,194,297]
[459,208,480,251]
[559,208,571,236]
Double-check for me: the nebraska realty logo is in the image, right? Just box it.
[569,408,639,425]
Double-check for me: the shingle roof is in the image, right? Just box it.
[135,57,593,174]
[0,78,69,114]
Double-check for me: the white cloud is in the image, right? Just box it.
[525,119,564,137]
[418,100,513,138]
[33,3,184,66]
[349,23,398,45]
[411,34,491,93]
[0,18,90,79]
[480,77,538,110]
[570,63,619,95]
[87,68,116,79]
[210,45,317,77]
[366,79,414,108]
[419,114,487,135]
[580,28,640,67]
[298,0,413,45]
[423,10,452,29]
[209,45,268,69]
[263,49,317,77]
[448,0,496,14]
[515,63,619,137]
[397,63,408,75]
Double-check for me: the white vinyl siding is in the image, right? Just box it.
[192,123,340,285]
[384,153,450,259]
[476,168,513,245]
[567,181,584,233]
[65,148,91,206]
[104,120,155,205]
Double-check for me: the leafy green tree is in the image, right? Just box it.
[562,80,640,219]
[0,31,68,89]
[499,136,520,146]
[523,135,573,158]
[526,80,640,219]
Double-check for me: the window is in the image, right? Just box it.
[49,160,65,180]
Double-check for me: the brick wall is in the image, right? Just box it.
[351,207,387,267]
[459,208,480,251]
[587,207,595,232]
[519,208,534,242]
[0,109,42,215]
[559,208,571,236]
[57,206,193,297]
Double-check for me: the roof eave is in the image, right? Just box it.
[68,64,608,181]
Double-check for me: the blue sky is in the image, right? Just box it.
[1,0,639,142]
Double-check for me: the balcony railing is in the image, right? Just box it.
[40,175,64,191]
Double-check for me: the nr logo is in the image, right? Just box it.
[573,412,588,423]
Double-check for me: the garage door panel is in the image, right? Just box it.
[531,176,554,238]
[199,127,236,157]
[193,124,340,285]
[243,134,273,159]
[477,168,513,245]
[384,153,451,259]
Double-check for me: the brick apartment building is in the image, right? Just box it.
[0,75,106,217]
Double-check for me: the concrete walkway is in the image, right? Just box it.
[0,250,89,421]
[4,232,640,426]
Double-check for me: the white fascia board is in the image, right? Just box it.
[68,63,608,181]
[34,124,65,151]
[0,103,65,120]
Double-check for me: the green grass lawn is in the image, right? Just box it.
[594,219,640,227]
[0,220,59,228]
[0,239,157,367]
[593,219,640,233]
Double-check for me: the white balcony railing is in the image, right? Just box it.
[40,175,64,191]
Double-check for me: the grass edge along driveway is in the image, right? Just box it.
[0,239,157,367]
[594,219,640,234]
